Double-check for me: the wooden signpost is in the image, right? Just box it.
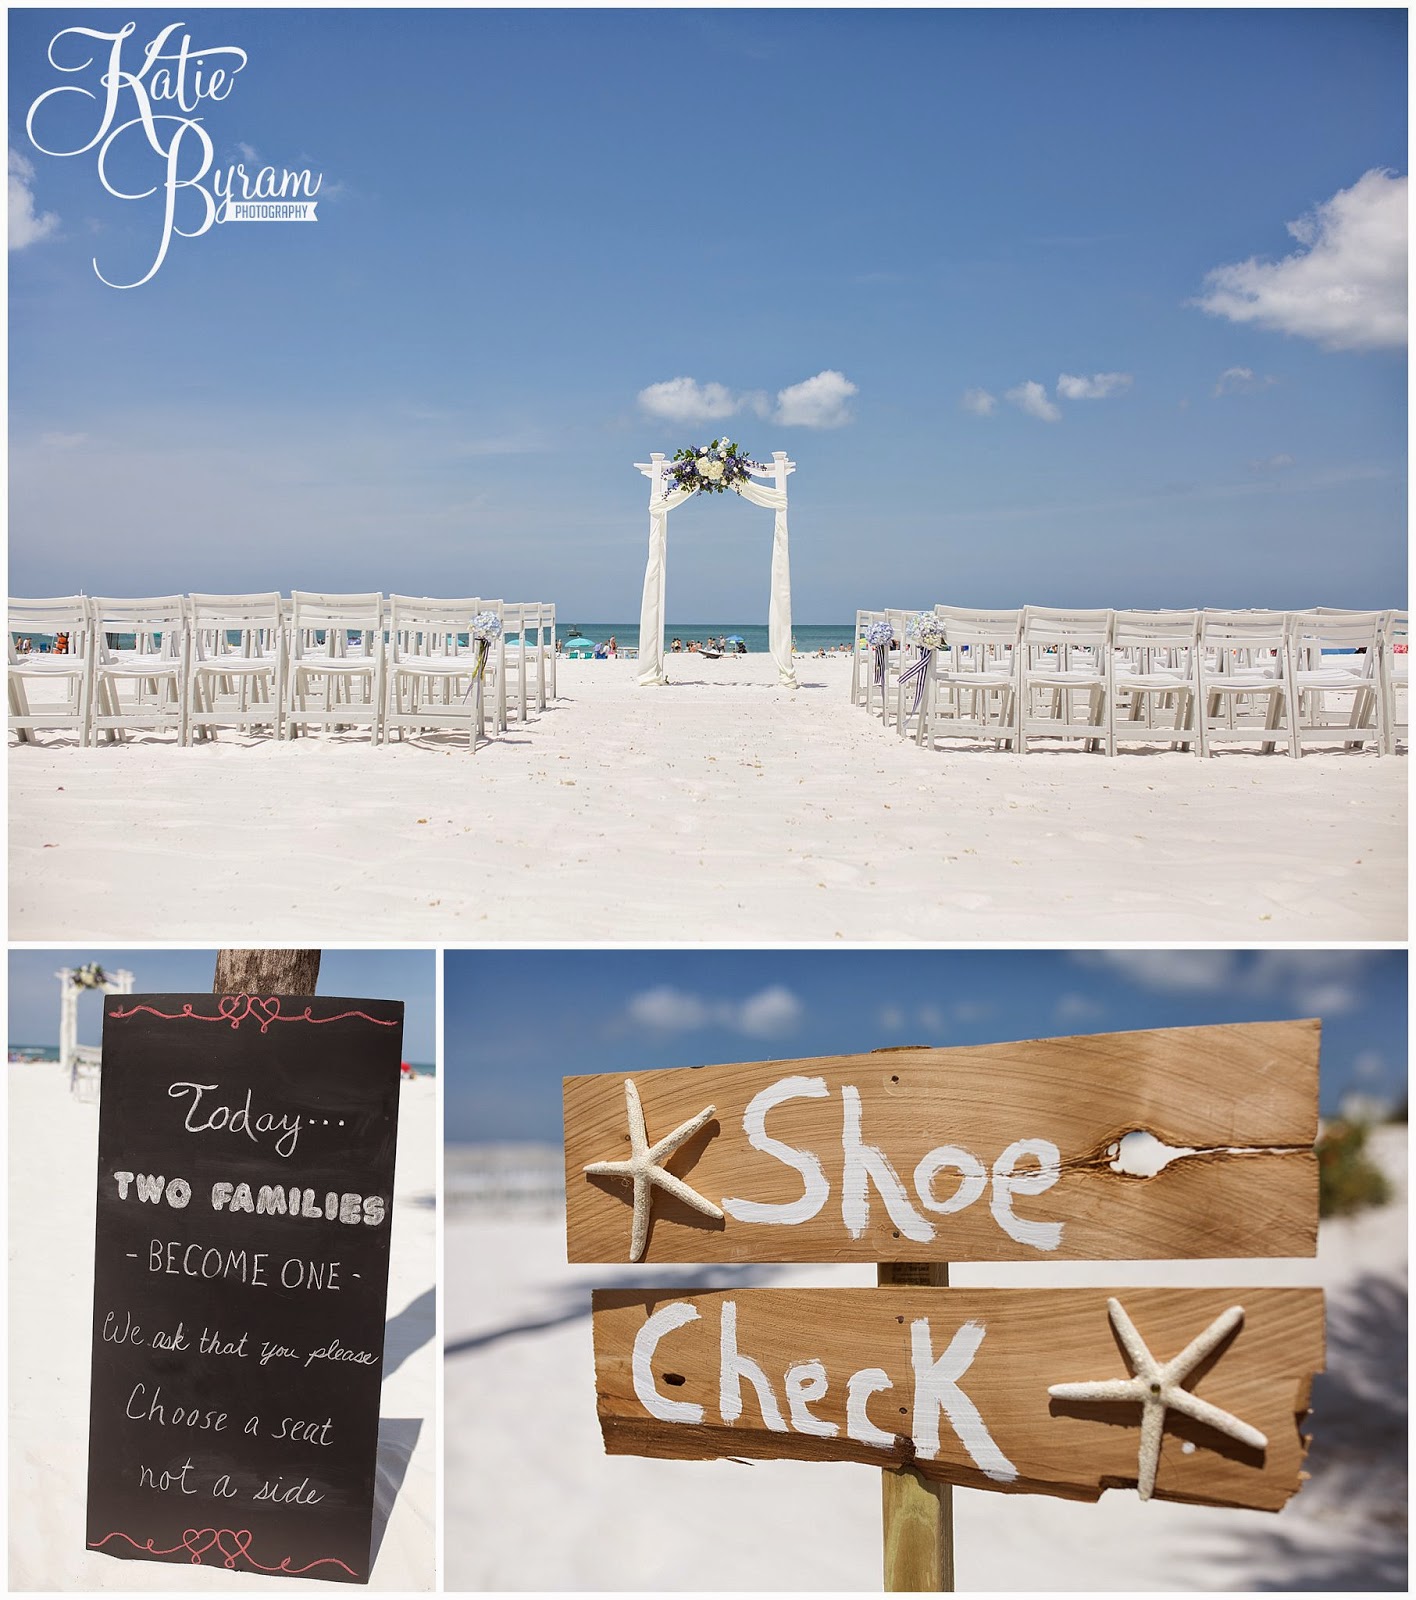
[564,1022,1326,1589]
[85,991,404,1584]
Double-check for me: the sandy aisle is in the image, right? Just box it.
[7,1063,436,1592]
[443,1128,1406,1592]
[9,656,1405,941]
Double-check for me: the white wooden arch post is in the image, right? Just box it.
[634,451,798,690]
[57,965,134,1093]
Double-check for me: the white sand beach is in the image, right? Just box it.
[6,1062,437,1592]
[8,655,1405,941]
[443,1127,1406,1592]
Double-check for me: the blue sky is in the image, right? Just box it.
[444,948,1407,1141]
[8,947,436,1061]
[10,8,1407,615]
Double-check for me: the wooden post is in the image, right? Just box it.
[880,1260,953,1593]
[212,948,320,993]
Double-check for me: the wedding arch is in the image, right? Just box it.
[634,449,798,689]
[57,962,133,1097]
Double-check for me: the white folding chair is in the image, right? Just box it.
[544,603,558,701]
[1018,607,1114,754]
[857,610,906,721]
[286,591,385,740]
[1110,610,1202,754]
[90,596,190,744]
[1380,609,1407,754]
[1196,610,1295,757]
[383,596,502,749]
[8,595,94,746]
[850,609,873,707]
[911,606,1021,750]
[187,592,285,742]
[517,602,550,713]
[1285,610,1383,756]
[501,603,535,727]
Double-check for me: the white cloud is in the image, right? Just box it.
[626,986,710,1031]
[9,147,59,251]
[637,377,741,424]
[37,432,88,451]
[1077,949,1372,1017]
[735,985,804,1037]
[1304,983,1361,1017]
[917,1004,944,1032]
[638,369,858,429]
[774,369,857,428]
[1248,453,1295,473]
[237,141,259,162]
[1213,366,1277,397]
[1194,168,1407,352]
[1077,951,1240,991]
[1246,951,1370,993]
[1004,380,1061,423]
[951,1000,992,1023]
[1054,993,1104,1024]
[625,984,803,1038]
[1057,372,1132,401]
[879,1005,905,1031]
[1353,1049,1386,1082]
[961,388,997,416]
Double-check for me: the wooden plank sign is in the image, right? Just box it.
[85,993,404,1585]
[564,1022,1319,1263]
[591,1286,1325,1512]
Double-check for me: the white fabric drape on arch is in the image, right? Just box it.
[636,473,797,689]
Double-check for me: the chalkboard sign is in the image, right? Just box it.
[85,993,405,1584]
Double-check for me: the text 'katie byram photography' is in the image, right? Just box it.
[24,19,321,288]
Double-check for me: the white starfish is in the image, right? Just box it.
[583,1079,723,1262]
[1048,1297,1267,1500]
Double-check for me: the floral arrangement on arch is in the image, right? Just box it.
[72,963,110,990]
[667,440,761,496]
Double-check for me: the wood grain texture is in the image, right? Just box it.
[213,949,321,993]
[565,1022,1319,1263]
[592,1286,1324,1512]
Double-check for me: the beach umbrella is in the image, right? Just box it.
[565,638,596,654]
[725,635,744,644]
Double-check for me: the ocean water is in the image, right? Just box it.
[555,623,855,653]
[14,624,856,654]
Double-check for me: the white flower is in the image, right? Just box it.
[706,459,725,480]
[695,458,712,476]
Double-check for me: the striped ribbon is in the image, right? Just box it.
[899,647,934,715]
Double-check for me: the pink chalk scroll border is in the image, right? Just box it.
[90,1527,358,1577]
[108,995,398,1033]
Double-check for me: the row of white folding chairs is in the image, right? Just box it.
[8,593,559,749]
[853,605,1406,757]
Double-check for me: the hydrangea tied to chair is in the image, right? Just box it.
[383,596,505,751]
[898,611,945,722]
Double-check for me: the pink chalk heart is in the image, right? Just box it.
[181,1527,221,1562]
[214,1528,255,1568]
[252,996,282,1030]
